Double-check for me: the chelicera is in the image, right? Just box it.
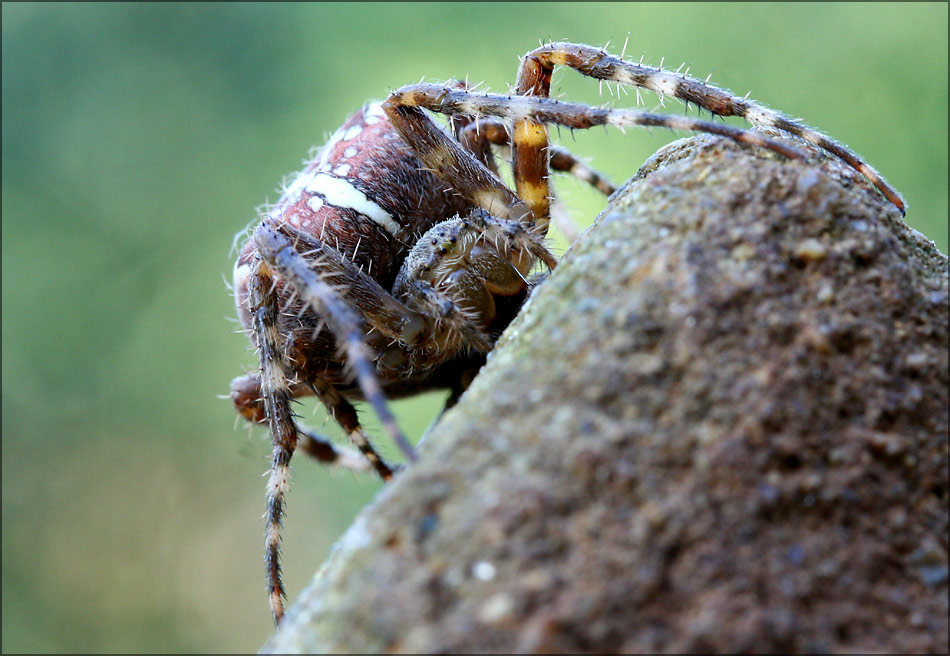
[229,41,905,625]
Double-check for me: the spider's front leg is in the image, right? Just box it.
[513,41,906,215]
[384,84,808,235]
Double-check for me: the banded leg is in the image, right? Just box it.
[459,117,615,241]
[297,425,373,472]
[247,249,406,624]
[230,372,372,472]
[246,260,302,625]
[515,41,905,214]
[460,118,617,196]
[384,84,807,232]
[305,378,395,481]
[549,146,617,197]
[383,97,529,225]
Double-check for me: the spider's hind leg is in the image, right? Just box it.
[248,221,421,625]
[244,259,307,626]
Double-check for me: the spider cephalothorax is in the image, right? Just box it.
[229,41,904,625]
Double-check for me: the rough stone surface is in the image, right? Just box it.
[262,132,949,654]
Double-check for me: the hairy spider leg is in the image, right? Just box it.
[515,42,906,215]
[460,118,618,196]
[383,98,529,225]
[457,117,616,241]
[384,84,806,232]
[254,222,413,470]
[251,208,543,623]
[547,145,618,197]
[245,259,306,625]
[231,372,372,472]
[252,222,424,625]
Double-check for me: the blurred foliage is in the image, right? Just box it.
[2,3,946,652]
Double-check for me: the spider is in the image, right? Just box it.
[229,41,905,625]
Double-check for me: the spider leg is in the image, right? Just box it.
[247,248,411,624]
[303,377,396,480]
[458,117,615,242]
[230,372,372,472]
[252,214,542,623]
[548,145,617,196]
[460,118,617,196]
[456,116,502,177]
[245,260,304,625]
[382,96,530,225]
[516,41,905,215]
[385,84,808,234]
[253,221,417,467]
[297,425,373,471]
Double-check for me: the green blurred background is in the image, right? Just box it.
[2,2,946,652]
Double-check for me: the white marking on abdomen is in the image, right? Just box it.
[363,101,386,125]
[305,173,401,236]
[280,170,314,202]
[318,127,348,166]
[342,124,363,141]
[307,195,325,213]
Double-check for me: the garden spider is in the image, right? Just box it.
[229,41,905,625]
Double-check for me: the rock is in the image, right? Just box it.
[262,131,949,654]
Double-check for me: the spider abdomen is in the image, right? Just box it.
[233,102,475,346]
[237,103,470,290]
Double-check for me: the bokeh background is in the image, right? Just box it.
[2,2,946,652]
